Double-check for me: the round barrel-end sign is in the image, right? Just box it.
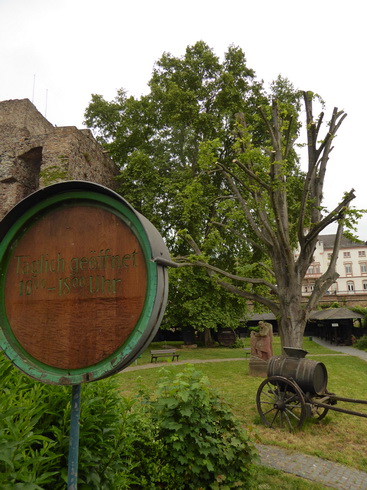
[0,181,172,385]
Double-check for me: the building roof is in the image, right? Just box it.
[245,313,277,322]
[318,234,366,249]
[310,307,363,320]
[246,307,363,323]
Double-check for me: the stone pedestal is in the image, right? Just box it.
[249,357,268,377]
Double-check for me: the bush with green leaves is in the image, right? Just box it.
[351,307,367,328]
[1,354,257,488]
[229,337,246,348]
[0,356,64,489]
[354,335,367,351]
[0,353,168,489]
[147,366,258,489]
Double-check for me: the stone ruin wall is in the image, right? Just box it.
[0,98,119,220]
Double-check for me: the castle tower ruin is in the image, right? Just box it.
[0,99,119,220]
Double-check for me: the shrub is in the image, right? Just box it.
[0,354,62,488]
[0,353,165,489]
[351,307,367,328]
[230,337,247,348]
[147,366,258,489]
[354,335,367,351]
[1,355,257,488]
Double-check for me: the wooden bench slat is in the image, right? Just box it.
[151,349,176,354]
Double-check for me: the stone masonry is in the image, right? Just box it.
[0,98,119,219]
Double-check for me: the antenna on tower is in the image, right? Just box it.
[45,89,48,118]
[32,74,36,103]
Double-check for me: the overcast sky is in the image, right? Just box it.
[1,0,366,238]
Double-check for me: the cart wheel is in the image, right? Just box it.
[312,404,329,420]
[312,395,335,420]
[256,375,307,431]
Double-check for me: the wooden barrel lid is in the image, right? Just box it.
[0,182,170,384]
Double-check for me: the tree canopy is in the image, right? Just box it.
[85,41,363,347]
[85,41,268,341]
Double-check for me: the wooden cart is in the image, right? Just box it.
[256,347,367,431]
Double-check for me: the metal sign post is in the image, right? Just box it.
[67,384,82,489]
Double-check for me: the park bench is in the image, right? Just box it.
[150,349,180,363]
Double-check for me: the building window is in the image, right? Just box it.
[347,281,355,292]
[363,281,367,291]
[343,252,351,258]
[307,263,320,275]
[361,263,367,274]
[345,263,353,275]
[359,251,366,257]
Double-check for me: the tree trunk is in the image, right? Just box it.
[275,267,307,350]
[278,313,305,350]
[203,327,214,347]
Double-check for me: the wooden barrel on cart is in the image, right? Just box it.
[268,347,328,395]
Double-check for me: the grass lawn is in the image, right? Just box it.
[133,336,332,365]
[251,465,329,489]
[118,337,367,479]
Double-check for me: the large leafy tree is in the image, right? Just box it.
[176,90,360,348]
[85,42,266,245]
[85,42,268,341]
[85,42,362,348]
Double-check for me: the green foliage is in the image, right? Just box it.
[0,354,164,489]
[147,366,258,489]
[1,355,257,489]
[84,41,270,334]
[339,200,367,240]
[39,164,69,186]
[74,379,165,489]
[229,337,246,348]
[84,43,305,328]
[354,335,367,351]
[351,306,367,328]
[85,41,365,347]
[165,265,247,333]
[0,354,61,488]
[319,302,340,310]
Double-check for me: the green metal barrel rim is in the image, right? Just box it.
[0,190,158,384]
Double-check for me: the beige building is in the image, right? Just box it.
[0,98,119,220]
[302,234,367,296]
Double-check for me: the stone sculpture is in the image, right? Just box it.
[250,321,273,361]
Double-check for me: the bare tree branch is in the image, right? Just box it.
[175,233,279,296]
[305,217,345,313]
[306,188,356,242]
[174,259,279,293]
[215,278,280,315]
[298,94,347,246]
[223,172,275,248]
[211,221,267,253]
[230,159,271,192]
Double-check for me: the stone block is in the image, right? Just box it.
[249,357,268,377]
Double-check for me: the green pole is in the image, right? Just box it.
[68,384,82,489]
